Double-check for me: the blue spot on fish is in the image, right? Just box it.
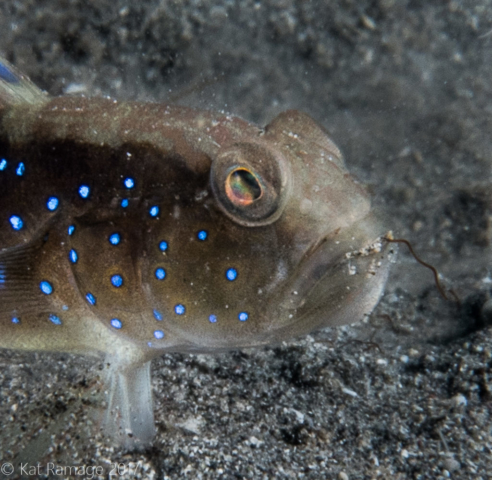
[111,275,123,288]
[209,314,217,323]
[111,318,122,329]
[0,63,19,83]
[16,162,25,176]
[149,206,159,217]
[62,305,69,311]
[109,233,121,245]
[175,304,185,315]
[155,268,166,280]
[159,241,168,252]
[153,309,163,321]
[154,330,164,339]
[47,197,59,211]
[226,268,238,281]
[49,314,62,325]
[12,317,20,324]
[79,185,90,198]
[9,215,23,230]
[121,199,129,208]
[86,292,96,305]
[238,312,249,322]
[69,249,78,263]
[40,280,53,295]
[0,159,6,170]
[124,177,135,189]
[197,230,208,241]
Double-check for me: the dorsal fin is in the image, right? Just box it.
[0,56,49,108]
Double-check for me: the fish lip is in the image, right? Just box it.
[276,234,379,311]
[265,216,395,338]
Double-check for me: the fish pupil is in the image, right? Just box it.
[225,168,262,207]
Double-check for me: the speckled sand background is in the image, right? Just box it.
[0,1,491,479]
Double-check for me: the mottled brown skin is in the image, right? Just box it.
[0,97,391,355]
[0,66,394,446]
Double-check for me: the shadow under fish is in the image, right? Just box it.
[0,56,395,453]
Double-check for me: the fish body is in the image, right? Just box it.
[0,58,394,446]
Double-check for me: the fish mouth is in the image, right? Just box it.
[264,213,396,342]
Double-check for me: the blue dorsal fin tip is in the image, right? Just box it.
[0,62,19,84]
[0,56,48,107]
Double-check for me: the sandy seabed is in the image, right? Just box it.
[0,1,491,479]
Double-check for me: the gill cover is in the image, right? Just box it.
[210,142,291,226]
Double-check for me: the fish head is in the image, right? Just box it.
[142,110,393,353]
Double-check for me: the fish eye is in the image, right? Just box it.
[225,168,263,207]
[211,143,290,226]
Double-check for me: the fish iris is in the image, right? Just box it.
[225,168,262,207]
